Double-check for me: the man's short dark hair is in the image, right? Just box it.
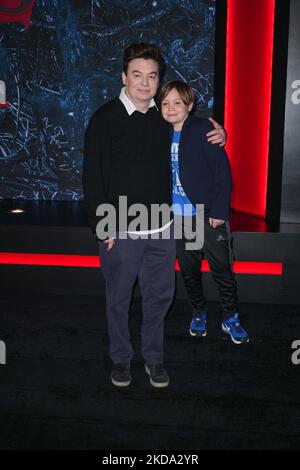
[123,43,165,78]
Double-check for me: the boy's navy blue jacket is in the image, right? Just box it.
[177,114,232,221]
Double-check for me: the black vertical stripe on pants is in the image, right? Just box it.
[176,217,238,320]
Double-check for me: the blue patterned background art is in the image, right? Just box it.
[0,0,215,201]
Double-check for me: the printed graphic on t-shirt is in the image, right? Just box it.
[171,131,196,216]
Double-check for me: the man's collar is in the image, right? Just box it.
[119,87,158,115]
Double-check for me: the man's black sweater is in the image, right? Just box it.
[82,98,172,236]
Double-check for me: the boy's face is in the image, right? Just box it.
[122,58,159,107]
[161,88,193,130]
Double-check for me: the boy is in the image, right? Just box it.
[160,80,249,344]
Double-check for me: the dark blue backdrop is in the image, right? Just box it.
[0,0,215,201]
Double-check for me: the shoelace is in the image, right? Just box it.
[194,316,206,322]
[229,322,246,335]
[193,318,205,326]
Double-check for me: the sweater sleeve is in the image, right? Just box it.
[82,111,110,236]
[199,120,232,220]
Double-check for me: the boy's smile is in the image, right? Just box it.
[161,88,193,131]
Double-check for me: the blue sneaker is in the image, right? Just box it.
[222,314,249,344]
[189,313,208,337]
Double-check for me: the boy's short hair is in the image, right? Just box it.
[123,43,165,77]
[159,80,196,106]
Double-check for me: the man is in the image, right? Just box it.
[82,43,225,388]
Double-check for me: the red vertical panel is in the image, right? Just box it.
[225,0,275,217]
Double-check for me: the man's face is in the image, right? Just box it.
[122,58,159,106]
[161,88,193,129]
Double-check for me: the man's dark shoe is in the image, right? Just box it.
[111,363,131,387]
[145,364,169,388]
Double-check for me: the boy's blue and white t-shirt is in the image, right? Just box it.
[171,130,196,216]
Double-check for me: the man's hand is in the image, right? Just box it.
[209,218,225,228]
[103,238,115,251]
[207,117,227,147]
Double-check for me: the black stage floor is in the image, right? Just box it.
[0,291,299,450]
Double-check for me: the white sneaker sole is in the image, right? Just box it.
[189,329,207,337]
[111,377,131,387]
[222,324,249,344]
[145,365,169,388]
